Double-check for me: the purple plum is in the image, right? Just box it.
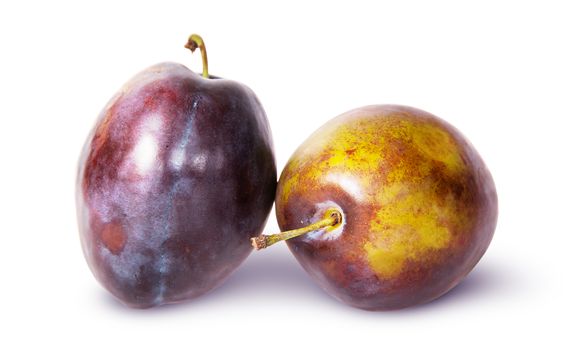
[76,35,276,308]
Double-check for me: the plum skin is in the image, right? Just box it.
[76,62,276,308]
[276,105,497,310]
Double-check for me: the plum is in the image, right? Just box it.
[77,35,276,308]
[253,105,497,310]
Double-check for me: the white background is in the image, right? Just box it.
[1,0,569,348]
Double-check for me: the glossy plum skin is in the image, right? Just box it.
[276,105,497,310]
[77,63,276,308]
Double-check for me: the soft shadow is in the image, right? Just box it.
[98,246,336,314]
[397,261,521,314]
[98,254,519,315]
[207,247,331,301]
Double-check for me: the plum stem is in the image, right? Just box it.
[185,34,209,78]
[251,208,342,250]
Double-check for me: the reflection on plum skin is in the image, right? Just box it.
[100,254,513,314]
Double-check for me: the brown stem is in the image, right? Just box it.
[251,208,342,250]
[185,34,209,78]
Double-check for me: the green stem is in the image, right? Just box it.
[251,208,342,250]
[185,34,209,78]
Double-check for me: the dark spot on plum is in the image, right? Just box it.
[100,222,126,255]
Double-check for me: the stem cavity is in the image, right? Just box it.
[251,208,343,250]
[185,34,209,78]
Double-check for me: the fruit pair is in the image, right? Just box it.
[77,35,497,310]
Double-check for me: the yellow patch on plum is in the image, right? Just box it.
[280,120,387,203]
[405,120,464,172]
[365,189,453,278]
[362,119,470,278]
[279,170,300,204]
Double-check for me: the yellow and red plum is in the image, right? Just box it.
[77,57,276,308]
[273,105,497,310]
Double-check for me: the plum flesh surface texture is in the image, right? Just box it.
[77,62,276,308]
[275,105,497,310]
